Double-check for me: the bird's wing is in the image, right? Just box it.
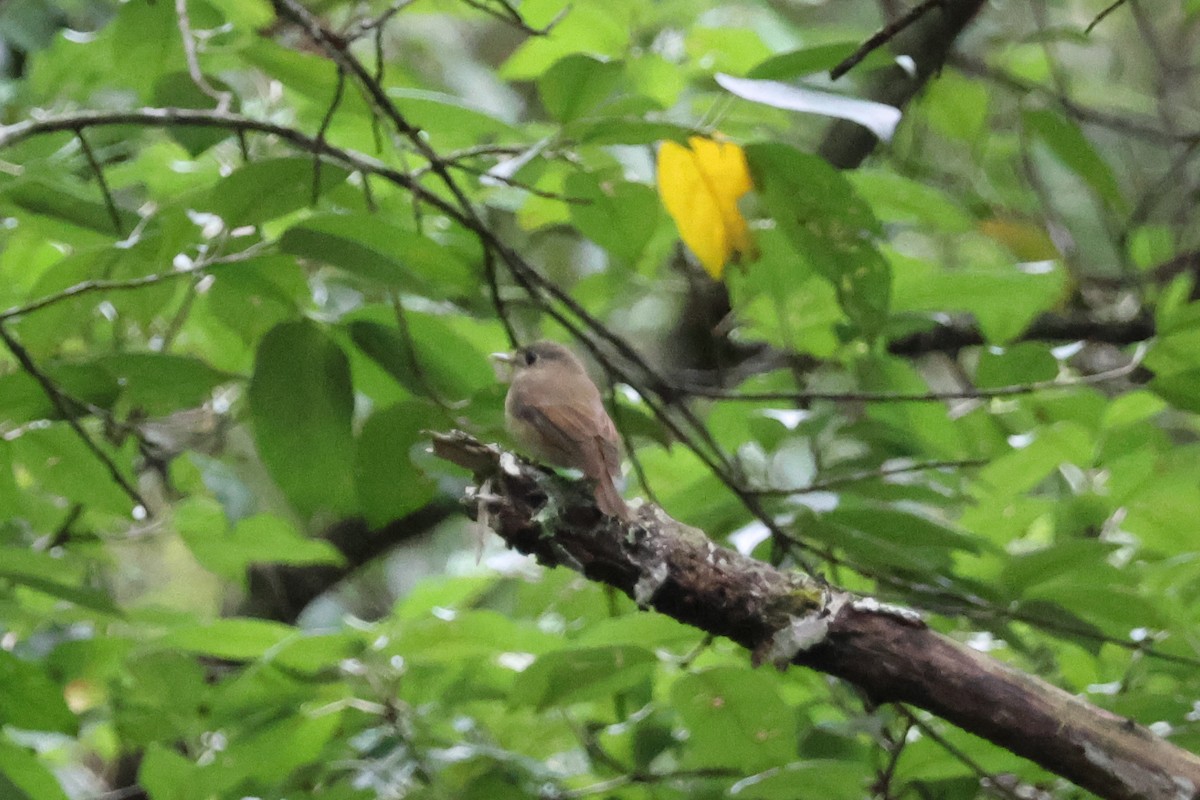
[513,400,619,478]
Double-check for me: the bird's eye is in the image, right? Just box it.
[523,350,537,366]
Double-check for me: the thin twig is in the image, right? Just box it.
[75,129,124,237]
[459,0,569,36]
[952,55,1200,145]
[484,249,519,349]
[1085,0,1129,34]
[749,458,986,497]
[604,377,660,507]
[675,351,1145,405]
[871,713,914,799]
[0,243,271,322]
[388,292,455,412]
[342,0,420,42]
[451,160,593,203]
[158,280,200,352]
[175,0,233,110]
[0,109,462,229]
[312,67,347,207]
[0,323,147,513]
[830,0,944,80]
[900,709,1025,800]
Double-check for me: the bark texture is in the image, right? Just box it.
[433,430,1200,800]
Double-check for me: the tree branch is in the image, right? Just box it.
[829,0,945,81]
[0,323,147,513]
[818,0,987,169]
[431,430,1200,800]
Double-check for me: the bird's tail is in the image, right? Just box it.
[595,473,632,522]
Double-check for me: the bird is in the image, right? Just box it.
[493,341,632,521]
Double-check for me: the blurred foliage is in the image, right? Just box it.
[0,0,1199,799]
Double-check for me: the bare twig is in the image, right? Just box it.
[674,349,1144,405]
[900,709,1025,800]
[312,67,347,206]
[749,458,986,497]
[0,242,271,323]
[484,249,519,349]
[604,377,661,507]
[75,129,125,237]
[0,108,464,226]
[0,323,147,513]
[952,55,1200,144]
[388,292,455,413]
[871,713,915,799]
[342,0,420,42]
[1085,0,1129,34]
[175,0,233,111]
[830,0,944,80]
[459,0,569,36]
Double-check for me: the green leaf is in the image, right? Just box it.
[346,316,493,402]
[249,320,355,517]
[564,173,660,264]
[151,72,241,155]
[160,618,297,660]
[731,760,868,800]
[1024,109,1126,211]
[0,650,77,734]
[221,712,342,784]
[1150,369,1200,413]
[2,177,139,236]
[829,505,982,553]
[207,157,349,227]
[728,227,841,358]
[748,42,867,79]
[1101,391,1167,430]
[354,401,439,527]
[0,741,70,800]
[568,119,695,145]
[139,744,215,800]
[397,610,562,663]
[175,498,344,583]
[858,356,969,458]
[671,667,797,771]
[270,632,365,674]
[538,54,623,122]
[975,421,1093,500]
[891,256,1066,343]
[206,254,308,343]
[279,212,475,296]
[389,89,521,148]
[109,0,184,99]
[0,362,120,423]
[0,570,122,615]
[94,353,235,416]
[921,71,990,143]
[974,344,1058,389]
[745,142,890,337]
[688,27,772,75]
[848,170,974,233]
[8,425,134,513]
[501,3,627,79]
[510,646,656,710]
[115,653,210,747]
[1023,581,1164,631]
[1000,541,1126,595]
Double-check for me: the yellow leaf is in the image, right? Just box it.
[656,136,754,279]
[978,216,1060,261]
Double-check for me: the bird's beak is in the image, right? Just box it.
[489,351,514,382]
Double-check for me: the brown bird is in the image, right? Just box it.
[494,341,632,521]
